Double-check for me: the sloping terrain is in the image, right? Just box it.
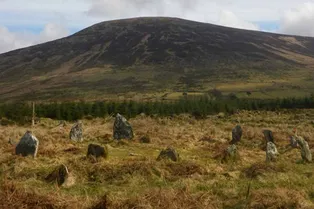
[1,17,314,101]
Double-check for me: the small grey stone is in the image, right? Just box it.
[70,121,83,142]
[113,113,133,140]
[222,144,239,163]
[157,147,179,162]
[15,131,39,158]
[227,144,237,157]
[266,142,278,162]
[230,125,242,144]
[296,136,312,163]
[290,136,298,148]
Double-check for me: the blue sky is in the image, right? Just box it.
[1,0,314,53]
[254,22,280,33]
[5,25,79,34]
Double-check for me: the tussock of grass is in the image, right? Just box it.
[243,162,286,179]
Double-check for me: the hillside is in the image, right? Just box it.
[1,17,314,101]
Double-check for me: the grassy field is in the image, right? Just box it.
[1,110,314,208]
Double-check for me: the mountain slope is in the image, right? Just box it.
[1,17,314,101]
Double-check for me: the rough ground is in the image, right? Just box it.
[1,110,314,208]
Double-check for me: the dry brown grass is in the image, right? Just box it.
[1,110,314,208]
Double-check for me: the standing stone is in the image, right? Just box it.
[45,164,69,186]
[290,136,299,148]
[230,125,242,144]
[15,131,39,158]
[87,144,108,159]
[157,147,179,162]
[263,130,274,143]
[113,113,133,140]
[222,144,239,163]
[296,136,312,163]
[266,142,279,162]
[70,121,83,142]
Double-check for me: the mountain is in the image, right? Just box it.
[1,17,314,102]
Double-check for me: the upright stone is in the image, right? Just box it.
[263,130,274,143]
[296,136,312,163]
[157,147,179,162]
[45,164,69,186]
[70,121,83,142]
[266,142,278,162]
[15,131,39,158]
[230,125,242,144]
[113,113,133,140]
[290,136,298,148]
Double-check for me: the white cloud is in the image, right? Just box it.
[0,23,70,54]
[217,10,259,31]
[0,26,33,53]
[279,2,314,36]
[39,23,70,43]
[86,0,258,30]
[85,0,202,19]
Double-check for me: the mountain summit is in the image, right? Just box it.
[1,17,314,101]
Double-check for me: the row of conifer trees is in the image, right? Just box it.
[0,95,314,123]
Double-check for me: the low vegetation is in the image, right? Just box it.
[1,110,314,208]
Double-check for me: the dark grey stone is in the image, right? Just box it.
[87,144,108,159]
[263,130,274,143]
[15,131,39,158]
[113,113,133,140]
[45,164,69,186]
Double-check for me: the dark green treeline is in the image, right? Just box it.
[1,95,314,123]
